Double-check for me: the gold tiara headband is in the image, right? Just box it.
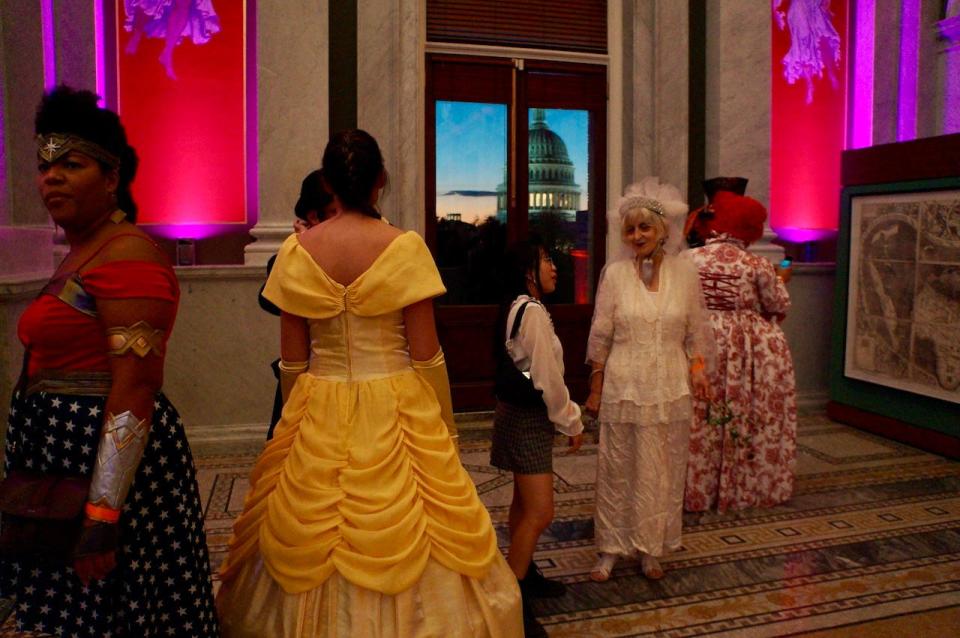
[620,195,665,218]
[37,133,120,170]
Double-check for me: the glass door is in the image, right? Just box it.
[426,55,606,409]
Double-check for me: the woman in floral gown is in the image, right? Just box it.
[684,191,798,513]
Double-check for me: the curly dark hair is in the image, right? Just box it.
[321,129,384,219]
[35,85,140,221]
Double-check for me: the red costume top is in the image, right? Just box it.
[18,239,178,378]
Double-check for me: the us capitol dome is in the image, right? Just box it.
[497,108,581,222]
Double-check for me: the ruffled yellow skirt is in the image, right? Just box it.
[217,555,521,637]
[217,371,521,636]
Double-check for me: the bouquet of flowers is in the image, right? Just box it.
[706,400,755,460]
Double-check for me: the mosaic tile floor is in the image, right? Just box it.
[194,414,960,636]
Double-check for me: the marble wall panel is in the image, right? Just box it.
[164,269,277,428]
[1,0,48,227]
[873,0,903,145]
[654,0,690,199]
[781,264,835,408]
[53,0,96,91]
[248,0,328,264]
[704,0,771,207]
[629,1,690,197]
[917,0,942,139]
[357,0,423,233]
[632,0,656,182]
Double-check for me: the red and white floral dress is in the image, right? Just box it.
[684,235,798,512]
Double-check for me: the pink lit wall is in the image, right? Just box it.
[770,0,848,242]
[115,0,248,238]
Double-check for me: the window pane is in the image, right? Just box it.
[527,107,593,304]
[435,101,508,305]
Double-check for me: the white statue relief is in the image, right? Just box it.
[124,0,221,81]
[774,0,842,104]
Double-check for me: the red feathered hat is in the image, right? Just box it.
[706,191,767,245]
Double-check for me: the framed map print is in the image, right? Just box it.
[844,184,960,404]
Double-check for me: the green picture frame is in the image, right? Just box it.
[830,177,960,438]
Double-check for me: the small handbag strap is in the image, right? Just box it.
[509,301,533,340]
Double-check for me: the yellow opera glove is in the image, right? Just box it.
[279,359,308,405]
[411,349,458,443]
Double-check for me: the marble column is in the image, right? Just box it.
[357,0,424,233]
[630,1,690,195]
[705,0,783,262]
[631,0,656,184]
[623,1,691,261]
[245,0,329,265]
[938,11,960,134]
[654,1,691,199]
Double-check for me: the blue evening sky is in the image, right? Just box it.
[436,101,589,195]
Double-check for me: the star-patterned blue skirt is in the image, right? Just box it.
[0,386,219,637]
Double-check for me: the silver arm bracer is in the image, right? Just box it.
[87,410,150,512]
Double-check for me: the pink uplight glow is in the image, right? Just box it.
[141,223,227,241]
[773,227,838,243]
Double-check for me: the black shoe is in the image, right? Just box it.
[521,587,549,637]
[524,612,549,638]
[520,563,567,598]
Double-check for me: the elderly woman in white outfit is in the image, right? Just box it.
[584,179,713,582]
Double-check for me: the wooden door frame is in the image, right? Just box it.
[426,54,607,410]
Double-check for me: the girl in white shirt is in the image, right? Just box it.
[490,239,584,635]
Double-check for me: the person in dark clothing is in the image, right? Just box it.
[491,239,584,637]
[260,169,334,438]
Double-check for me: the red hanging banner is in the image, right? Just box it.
[115,0,248,237]
[771,0,848,242]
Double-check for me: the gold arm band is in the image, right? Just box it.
[279,359,308,405]
[87,410,150,513]
[106,321,166,358]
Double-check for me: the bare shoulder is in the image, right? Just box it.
[303,215,403,250]
[299,215,407,282]
[90,224,168,268]
[369,218,406,243]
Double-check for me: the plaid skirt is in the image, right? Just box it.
[490,401,554,474]
[0,382,219,637]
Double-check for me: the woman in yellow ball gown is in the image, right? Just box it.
[216,130,522,636]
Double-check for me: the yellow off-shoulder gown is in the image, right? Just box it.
[216,232,522,637]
